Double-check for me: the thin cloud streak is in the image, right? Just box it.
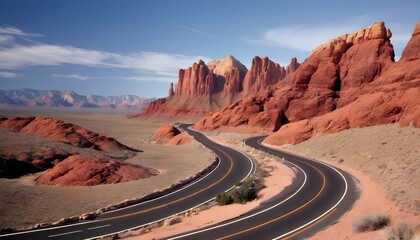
[51,74,100,80]
[0,71,19,78]
[0,26,43,37]
[175,24,233,41]
[248,17,412,53]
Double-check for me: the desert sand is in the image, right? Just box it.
[275,124,420,239]
[0,106,212,229]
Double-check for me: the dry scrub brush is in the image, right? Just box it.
[352,214,390,232]
[385,222,414,240]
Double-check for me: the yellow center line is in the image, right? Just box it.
[98,148,234,222]
[216,160,327,240]
[282,208,337,240]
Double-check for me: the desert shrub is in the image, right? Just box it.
[216,192,234,205]
[164,216,182,226]
[385,222,414,240]
[216,174,265,206]
[352,214,390,232]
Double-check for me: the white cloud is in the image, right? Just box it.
[0,35,14,45]
[0,40,208,83]
[0,26,43,37]
[249,17,413,53]
[52,74,99,80]
[257,23,364,52]
[0,71,19,78]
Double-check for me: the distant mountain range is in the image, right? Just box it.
[0,88,154,110]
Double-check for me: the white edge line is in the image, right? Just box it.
[261,144,349,240]
[0,128,223,238]
[83,128,256,240]
[166,138,307,240]
[0,221,99,237]
[103,154,222,215]
[48,230,82,238]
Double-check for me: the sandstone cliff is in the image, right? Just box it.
[139,55,298,118]
[195,21,419,145]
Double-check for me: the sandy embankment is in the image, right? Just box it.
[274,124,420,239]
[124,131,295,240]
[0,108,213,229]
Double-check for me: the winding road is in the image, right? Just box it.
[0,125,256,240]
[165,136,359,240]
[0,127,358,240]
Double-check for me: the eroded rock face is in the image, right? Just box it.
[0,117,136,152]
[35,155,157,186]
[242,56,287,95]
[195,21,419,144]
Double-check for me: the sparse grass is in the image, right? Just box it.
[385,222,414,240]
[352,214,390,232]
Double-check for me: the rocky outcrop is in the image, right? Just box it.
[168,83,175,98]
[139,55,250,118]
[242,56,287,95]
[195,21,419,144]
[286,57,300,74]
[154,125,181,141]
[139,54,301,118]
[176,60,215,96]
[35,155,157,186]
[0,117,137,152]
[169,132,192,145]
[154,125,191,145]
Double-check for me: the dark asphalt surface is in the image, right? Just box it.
[0,125,255,240]
[165,136,359,240]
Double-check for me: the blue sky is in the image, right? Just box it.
[0,0,418,98]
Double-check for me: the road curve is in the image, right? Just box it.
[166,136,359,240]
[0,125,256,240]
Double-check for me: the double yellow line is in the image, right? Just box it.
[99,148,235,222]
[216,159,330,240]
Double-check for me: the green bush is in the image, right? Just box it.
[216,174,265,206]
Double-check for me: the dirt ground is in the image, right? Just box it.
[275,124,420,239]
[0,106,212,229]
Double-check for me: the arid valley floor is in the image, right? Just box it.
[0,105,418,240]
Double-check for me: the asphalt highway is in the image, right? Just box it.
[0,124,256,240]
[165,136,358,240]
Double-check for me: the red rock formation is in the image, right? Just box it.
[169,132,192,145]
[154,124,181,141]
[195,21,419,143]
[286,57,300,74]
[35,155,157,186]
[168,82,175,98]
[154,124,191,145]
[242,56,287,95]
[0,117,136,152]
[139,55,249,118]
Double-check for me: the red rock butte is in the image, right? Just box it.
[139,21,419,145]
[139,55,300,118]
